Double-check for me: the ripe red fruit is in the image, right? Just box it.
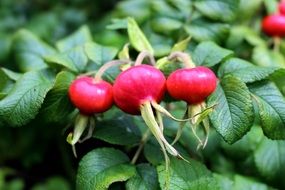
[113,65,166,115]
[166,66,217,104]
[68,76,113,115]
[262,14,285,37]
[279,1,285,15]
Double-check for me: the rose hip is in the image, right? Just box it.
[69,76,113,115]
[113,65,166,115]
[262,14,285,37]
[167,66,217,104]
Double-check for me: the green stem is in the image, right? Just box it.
[134,51,156,66]
[273,37,281,52]
[168,51,196,68]
[79,70,98,77]
[131,129,151,164]
[94,59,130,81]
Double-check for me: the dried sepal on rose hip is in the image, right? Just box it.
[166,51,217,149]
[113,51,189,170]
[67,60,128,156]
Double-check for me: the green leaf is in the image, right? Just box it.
[0,93,7,100]
[214,174,233,190]
[263,0,278,14]
[192,41,233,67]
[0,69,15,100]
[253,46,285,68]
[233,175,273,190]
[107,18,128,30]
[76,148,135,190]
[12,29,56,72]
[1,178,24,190]
[215,174,274,190]
[126,164,159,190]
[45,46,88,73]
[184,19,229,44]
[194,0,239,22]
[56,25,92,52]
[208,75,254,144]
[226,26,265,48]
[218,58,279,83]
[0,69,12,92]
[149,33,172,57]
[156,57,172,72]
[127,17,154,54]
[167,0,192,18]
[157,158,219,190]
[237,0,263,21]
[254,138,285,180]
[250,81,285,139]
[31,177,70,190]
[93,115,141,146]
[0,71,53,127]
[270,68,285,95]
[151,17,183,34]
[143,138,164,165]
[25,12,59,40]
[84,42,118,66]
[1,68,22,81]
[118,43,130,60]
[150,0,184,20]
[171,36,191,52]
[39,71,75,123]
[0,33,12,61]
[218,58,253,77]
[116,0,151,23]
[222,125,264,159]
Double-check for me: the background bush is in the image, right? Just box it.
[1,0,285,190]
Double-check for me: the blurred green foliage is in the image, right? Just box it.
[1,0,285,190]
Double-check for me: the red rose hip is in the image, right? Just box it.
[113,65,166,115]
[279,1,285,15]
[262,14,285,37]
[166,66,217,104]
[68,76,113,115]
[113,63,184,160]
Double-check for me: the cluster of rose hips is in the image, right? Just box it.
[262,1,285,37]
[67,51,217,161]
